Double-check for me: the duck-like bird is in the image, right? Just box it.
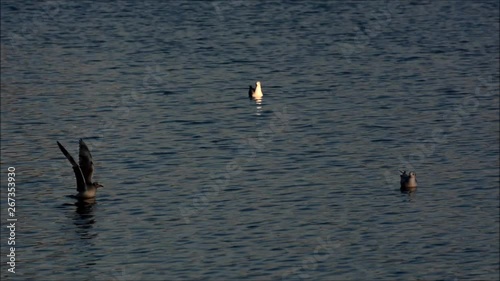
[399,170,417,191]
[57,139,103,199]
[248,81,263,99]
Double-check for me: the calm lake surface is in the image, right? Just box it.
[1,1,499,280]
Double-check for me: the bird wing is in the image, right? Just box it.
[57,141,86,192]
[248,85,255,98]
[78,139,94,185]
[399,171,409,184]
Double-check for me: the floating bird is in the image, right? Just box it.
[248,81,263,99]
[400,170,417,191]
[57,139,103,199]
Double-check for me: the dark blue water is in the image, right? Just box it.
[1,1,499,280]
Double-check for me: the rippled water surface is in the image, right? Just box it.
[1,1,499,280]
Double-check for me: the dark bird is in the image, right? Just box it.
[57,139,103,199]
[400,170,417,191]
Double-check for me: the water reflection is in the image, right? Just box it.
[254,98,263,116]
[73,199,97,240]
[75,199,96,216]
[401,189,417,202]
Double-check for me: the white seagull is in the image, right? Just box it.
[57,139,103,199]
[248,81,263,99]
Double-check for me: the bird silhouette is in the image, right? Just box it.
[57,139,103,199]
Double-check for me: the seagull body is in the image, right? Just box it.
[57,139,103,199]
[248,81,263,99]
[400,170,417,191]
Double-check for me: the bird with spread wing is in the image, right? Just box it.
[57,139,103,199]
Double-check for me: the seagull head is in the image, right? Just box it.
[408,172,416,178]
[256,81,261,86]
